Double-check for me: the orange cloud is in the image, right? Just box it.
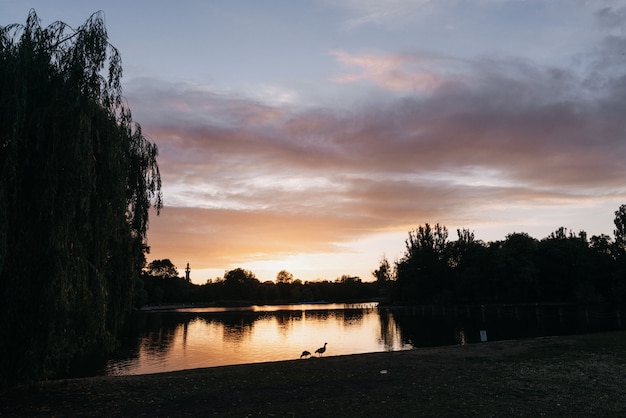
[129,41,626,281]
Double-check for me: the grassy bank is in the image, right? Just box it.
[2,331,626,417]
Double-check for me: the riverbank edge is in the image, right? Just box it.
[137,299,366,311]
[3,330,626,417]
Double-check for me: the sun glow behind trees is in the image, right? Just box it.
[3,2,626,285]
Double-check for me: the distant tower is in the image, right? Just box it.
[185,262,190,282]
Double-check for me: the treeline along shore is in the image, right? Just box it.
[140,208,626,308]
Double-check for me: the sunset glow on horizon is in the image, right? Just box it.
[5,1,626,284]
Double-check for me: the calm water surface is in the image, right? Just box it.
[104,302,625,376]
[106,303,409,375]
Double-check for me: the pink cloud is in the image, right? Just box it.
[330,50,446,92]
[128,36,626,278]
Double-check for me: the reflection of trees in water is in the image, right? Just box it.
[222,323,250,344]
[273,310,304,326]
[111,312,193,366]
[385,305,490,347]
[377,308,404,351]
[333,309,364,326]
[386,304,626,347]
[273,311,304,337]
[141,312,193,356]
[390,309,458,347]
[181,319,189,350]
[105,304,626,376]
[195,312,258,345]
[303,310,332,321]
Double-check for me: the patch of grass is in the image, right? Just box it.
[2,331,626,417]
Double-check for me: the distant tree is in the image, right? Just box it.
[0,11,161,385]
[537,230,600,302]
[336,275,361,283]
[590,234,613,255]
[395,223,451,303]
[447,229,490,303]
[447,228,477,268]
[276,270,294,284]
[372,256,393,283]
[546,227,588,242]
[223,268,260,299]
[610,205,626,301]
[404,223,448,260]
[385,206,626,305]
[224,268,258,286]
[490,233,539,302]
[140,260,203,304]
[548,226,569,240]
[614,204,626,255]
[146,259,179,279]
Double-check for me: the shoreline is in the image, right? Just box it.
[3,331,626,416]
[137,300,369,311]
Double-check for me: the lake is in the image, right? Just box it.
[103,302,625,376]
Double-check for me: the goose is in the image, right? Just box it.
[315,342,327,357]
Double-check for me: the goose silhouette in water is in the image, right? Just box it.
[300,350,311,359]
[315,342,327,357]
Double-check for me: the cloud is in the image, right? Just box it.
[133,52,626,204]
[330,50,448,92]
[326,0,560,28]
[332,0,434,27]
[594,5,626,29]
[127,20,626,276]
[146,206,359,268]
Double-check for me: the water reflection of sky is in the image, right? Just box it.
[106,303,411,376]
[106,303,623,376]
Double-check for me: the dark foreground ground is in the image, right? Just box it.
[2,331,626,417]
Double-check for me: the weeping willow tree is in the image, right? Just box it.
[0,10,162,385]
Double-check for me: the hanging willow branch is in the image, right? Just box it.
[0,10,162,386]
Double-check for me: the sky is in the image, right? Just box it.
[4,0,626,284]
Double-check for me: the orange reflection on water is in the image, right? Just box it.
[106,303,411,376]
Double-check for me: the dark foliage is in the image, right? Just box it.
[0,11,161,386]
[389,206,626,305]
[138,269,380,306]
[140,205,626,308]
[145,259,179,279]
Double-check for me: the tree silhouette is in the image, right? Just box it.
[614,204,626,256]
[372,256,393,283]
[385,210,626,306]
[146,259,179,279]
[223,268,260,300]
[395,223,451,303]
[0,10,161,385]
[276,270,294,284]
